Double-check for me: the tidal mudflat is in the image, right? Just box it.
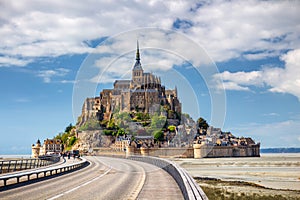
[172,153,300,199]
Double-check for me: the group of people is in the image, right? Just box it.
[62,150,80,159]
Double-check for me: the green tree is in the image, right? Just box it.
[114,112,131,128]
[65,123,74,133]
[100,119,109,127]
[116,128,126,136]
[197,117,209,130]
[61,132,69,144]
[55,133,63,140]
[107,119,116,130]
[154,130,164,142]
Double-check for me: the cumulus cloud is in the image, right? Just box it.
[0,0,299,66]
[214,49,300,101]
[268,49,300,98]
[37,68,70,83]
[0,56,32,67]
[218,81,250,91]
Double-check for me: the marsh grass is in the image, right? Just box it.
[195,177,300,200]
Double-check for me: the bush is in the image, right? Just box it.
[168,125,176,132]
[154,130,164,142]
[68,136,77,146]
[103,130,114,136]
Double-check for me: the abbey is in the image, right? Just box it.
[78,42,181,125]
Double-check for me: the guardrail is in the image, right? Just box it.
[127,156,208,200]
[0,156,60,174]
[0,157,88,188]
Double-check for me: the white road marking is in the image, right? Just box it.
[47,166,112,200]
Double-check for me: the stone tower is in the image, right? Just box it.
[31,139,41,158]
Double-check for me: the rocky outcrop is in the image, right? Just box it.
[77,98,101,127]
[75,130,115,152]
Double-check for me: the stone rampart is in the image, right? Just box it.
[194,144,260,158]
[93,143,260,158]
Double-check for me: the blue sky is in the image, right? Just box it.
[1,0,300,154]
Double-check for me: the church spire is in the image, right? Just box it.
[133,40,143,70]
[136,40,140,61]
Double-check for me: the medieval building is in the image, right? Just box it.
[78,42,181,125]
[31,139,63,158]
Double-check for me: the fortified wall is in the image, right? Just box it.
[93,143,260,158]
[193,143,260,158]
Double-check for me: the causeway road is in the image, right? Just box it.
[0,156,183,200]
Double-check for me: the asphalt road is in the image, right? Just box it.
[0,156,183,200]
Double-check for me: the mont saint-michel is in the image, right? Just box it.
[78,41,181,126]
[32,42,260,159]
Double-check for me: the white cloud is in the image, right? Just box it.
[0,56,32,67]
[218,81,250,91]
[189,0,300,62]
[267,49,300,99]
[0,0,299,66]
[215,70,263,86]
[37,68,70,83]
[243,51,279,61]
[60,80,76,84]
[14,98,31,103]
[214,49,300,101]
[262,113,280,117]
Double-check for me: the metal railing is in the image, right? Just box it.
[0,156,60,174]
[0,157,88,188]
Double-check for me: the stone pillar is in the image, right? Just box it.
[193,143,202,159]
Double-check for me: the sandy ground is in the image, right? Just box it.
[172,153,300,191]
